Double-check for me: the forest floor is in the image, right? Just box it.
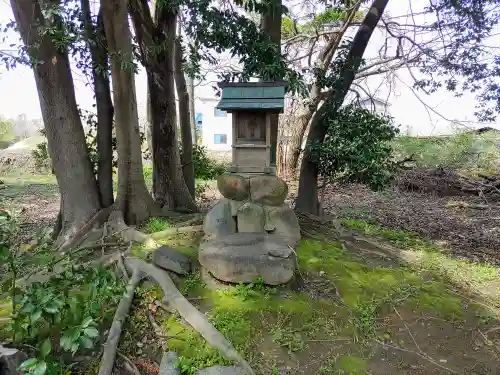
[1,171,500,375]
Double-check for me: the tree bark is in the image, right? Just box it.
[129,0,197,212]
[175,26,195,198]
[144,0,156,155]
[296,0,390,214]
[187,75,196,143]
[10,0,102,244]
[81,0,114,208]
[101,0,156,224]
[260,0,282,172]
[280,3,361,177]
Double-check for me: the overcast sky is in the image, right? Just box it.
[0,0,498,136]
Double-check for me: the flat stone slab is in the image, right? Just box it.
[199,233,295,285]
[153,246,191,275]
[0,345,27,375]
[194,366,247,375]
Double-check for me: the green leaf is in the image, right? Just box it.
[70,342,79,355]
[60,335,72,351]
[33,361,47,375]
[40,339,51,357]
[20,302,34,313]
[81,316,94,328]
[84,327,99,338]
[30,309,42,322]
[79,335,94,349]
[19,358,38,371]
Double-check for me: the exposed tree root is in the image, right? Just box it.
[98,268,142,375]
[106,216,159,248]
[58,207,113,253]
[123,257,255,375]
[150,225,203,240]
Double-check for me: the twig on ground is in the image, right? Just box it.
[374,339,460,374]
[393,306,423,354]
[123,257,255,375]
[485,326,500,335]
[117,253,129,281]
[98,268,142,375]
[101,222,108,257]
[150,225,203,240]
[116,352,141,375]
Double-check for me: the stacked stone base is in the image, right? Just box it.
[200,173,300,285]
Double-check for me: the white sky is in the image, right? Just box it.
[0,0,498,135]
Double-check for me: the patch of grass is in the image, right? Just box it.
[164,314,230,374]
[179,271,205,296]
[141,217,172,234]
[340,218,500,308]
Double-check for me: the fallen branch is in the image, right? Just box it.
[98,268,142,375]
[150,225,203,240]
[123,257,255,375]
[374,339,460,374]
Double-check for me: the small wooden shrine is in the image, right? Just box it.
[216,82,287,175]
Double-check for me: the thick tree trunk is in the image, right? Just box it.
[101,0,156,224]
[144,0,156,155]
[175,31,195,198]
[283,99,317,178]
[129,0,197,212]
[260,0,282,172]
[296,0,390,214]
[81,0,114,208]
[187,75,196,143]
[11,0,102,244]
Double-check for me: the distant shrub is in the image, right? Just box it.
[32,142,51,169]
[393,130,500,172]
[189,145,227,180]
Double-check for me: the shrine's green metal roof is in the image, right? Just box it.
[216,82,287,112]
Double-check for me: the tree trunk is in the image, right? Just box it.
[81,0,114,208]
[283,100,317,178]
[101,0,156,224]
[296,0,390,214]
[175,28,195,198]
[144,0,156,155]
[129,0,197,212]
[260,0,282,172]
[280,3,361,178]
[10,0,102,244]
[187,75,196,143]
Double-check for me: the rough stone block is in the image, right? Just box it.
[153,246,191,275]
[199,233,295,285]
[203,199,236,239]
[265,204,301,246]
[217,174,250,201]
[249,175,288,206]
[236,202,265,233]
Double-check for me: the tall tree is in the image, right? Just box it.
[101,0,157,224]
[81,0,114,208]
[10,0,102,244]
[175,23,195,198]
[260,0,282,172]
[296,0,390,214]
[129,0,197,212]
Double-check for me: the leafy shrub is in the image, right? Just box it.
[7,265,124,375]
[32,142,51,170]
[311,104,399,190]
[189,145,227,180]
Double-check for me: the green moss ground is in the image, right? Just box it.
[125,223,500,375]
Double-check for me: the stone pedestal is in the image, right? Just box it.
[201,173,300,285]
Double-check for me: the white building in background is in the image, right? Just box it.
[194,94,232,151]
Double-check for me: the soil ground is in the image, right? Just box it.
[1,171,500,375]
